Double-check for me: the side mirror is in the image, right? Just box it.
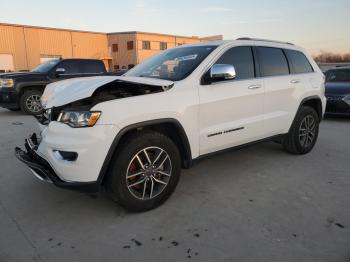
[55,68,66,77]
[210,64,236,82]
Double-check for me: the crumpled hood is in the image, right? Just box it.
[41,76,174,108]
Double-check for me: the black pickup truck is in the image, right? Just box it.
[0,58,126,115]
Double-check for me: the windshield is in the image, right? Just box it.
[326,69,350,83]
[125,45,217,81]
[31,60,60,73]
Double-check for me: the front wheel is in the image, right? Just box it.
[283,106,319,154]
[105,131,181,212]
[20,89,44,115]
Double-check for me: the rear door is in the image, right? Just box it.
[198,45,265,155]
[256,46,300,136]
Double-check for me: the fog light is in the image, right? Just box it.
[53,150,78,161]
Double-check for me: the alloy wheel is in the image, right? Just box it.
[126,146,172,200]
[26,94,42,113]
[299,114,316,148]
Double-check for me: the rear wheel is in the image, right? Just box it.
[20,89,43,115]
[105,131,181,212]
[283,106,319,154]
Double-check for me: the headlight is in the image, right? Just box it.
[0,78,14,88]
[343,95,350,106]
[57,111,101,128]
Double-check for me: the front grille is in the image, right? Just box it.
[327,97,343,102]
[51,109,61,121]
[34,108,61,125]
[326,104,337,113]
[326,96,350,114]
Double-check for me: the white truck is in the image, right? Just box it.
[16,38,326,212]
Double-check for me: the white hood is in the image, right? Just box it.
[41,76,174,108]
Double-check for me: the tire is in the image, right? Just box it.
[283,106,319,154]
[105,131,182,212]
[20,89,44,115]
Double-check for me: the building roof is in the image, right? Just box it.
[181,40,228,47]
[0,22,107,35]
[107,31,221,40]
[0,22,223,40]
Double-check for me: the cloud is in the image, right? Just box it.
[130,0,160,16]
[219,18,281,26]
[220,21,249,25]
[61,18,87,29]
[201,7,232,13]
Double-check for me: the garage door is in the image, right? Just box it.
[0,54,14,72]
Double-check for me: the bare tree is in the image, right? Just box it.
[314,51,350,63]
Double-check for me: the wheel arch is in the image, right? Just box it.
[287,95,323,134]
[18,85,45,98]
[298,95,323,122]
[98,118,193,185]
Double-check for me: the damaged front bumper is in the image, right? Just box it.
[15,133,100,193]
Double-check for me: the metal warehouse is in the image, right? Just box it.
[0,23,222,72]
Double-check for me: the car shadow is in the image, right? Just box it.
[0,109,24,117]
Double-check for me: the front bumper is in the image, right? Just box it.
[15,134,100,193]
[0,88,19,108]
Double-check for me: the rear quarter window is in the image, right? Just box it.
[81,60,106,73]
[257,47,289,77]
[285,50,313,74]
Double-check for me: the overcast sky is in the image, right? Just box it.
[1,0,349,55]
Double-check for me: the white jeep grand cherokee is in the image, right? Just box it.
[16,38,326,211]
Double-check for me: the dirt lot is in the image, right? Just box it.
[0,108,349,262]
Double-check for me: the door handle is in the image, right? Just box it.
[248,84,262,90]
[290,79,301,84]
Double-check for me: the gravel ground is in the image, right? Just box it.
[0,108,349,262]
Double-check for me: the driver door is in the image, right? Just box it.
[49,60,84,82]
[198,46,265,155]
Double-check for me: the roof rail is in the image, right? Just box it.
[237,37,294,45]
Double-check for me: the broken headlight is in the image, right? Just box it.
[57,111,101,128]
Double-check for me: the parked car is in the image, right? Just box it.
[0,58,124,115]
[325,67,350,115]
[15,38,326,212]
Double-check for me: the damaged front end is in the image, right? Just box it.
[15,133,99,192]
[33,108,54,125]
[15,76,174,191]
[37,77,174,126]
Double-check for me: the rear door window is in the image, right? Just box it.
[257,47,289,77]
[285,50,313,74]
[215,46,255,80]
